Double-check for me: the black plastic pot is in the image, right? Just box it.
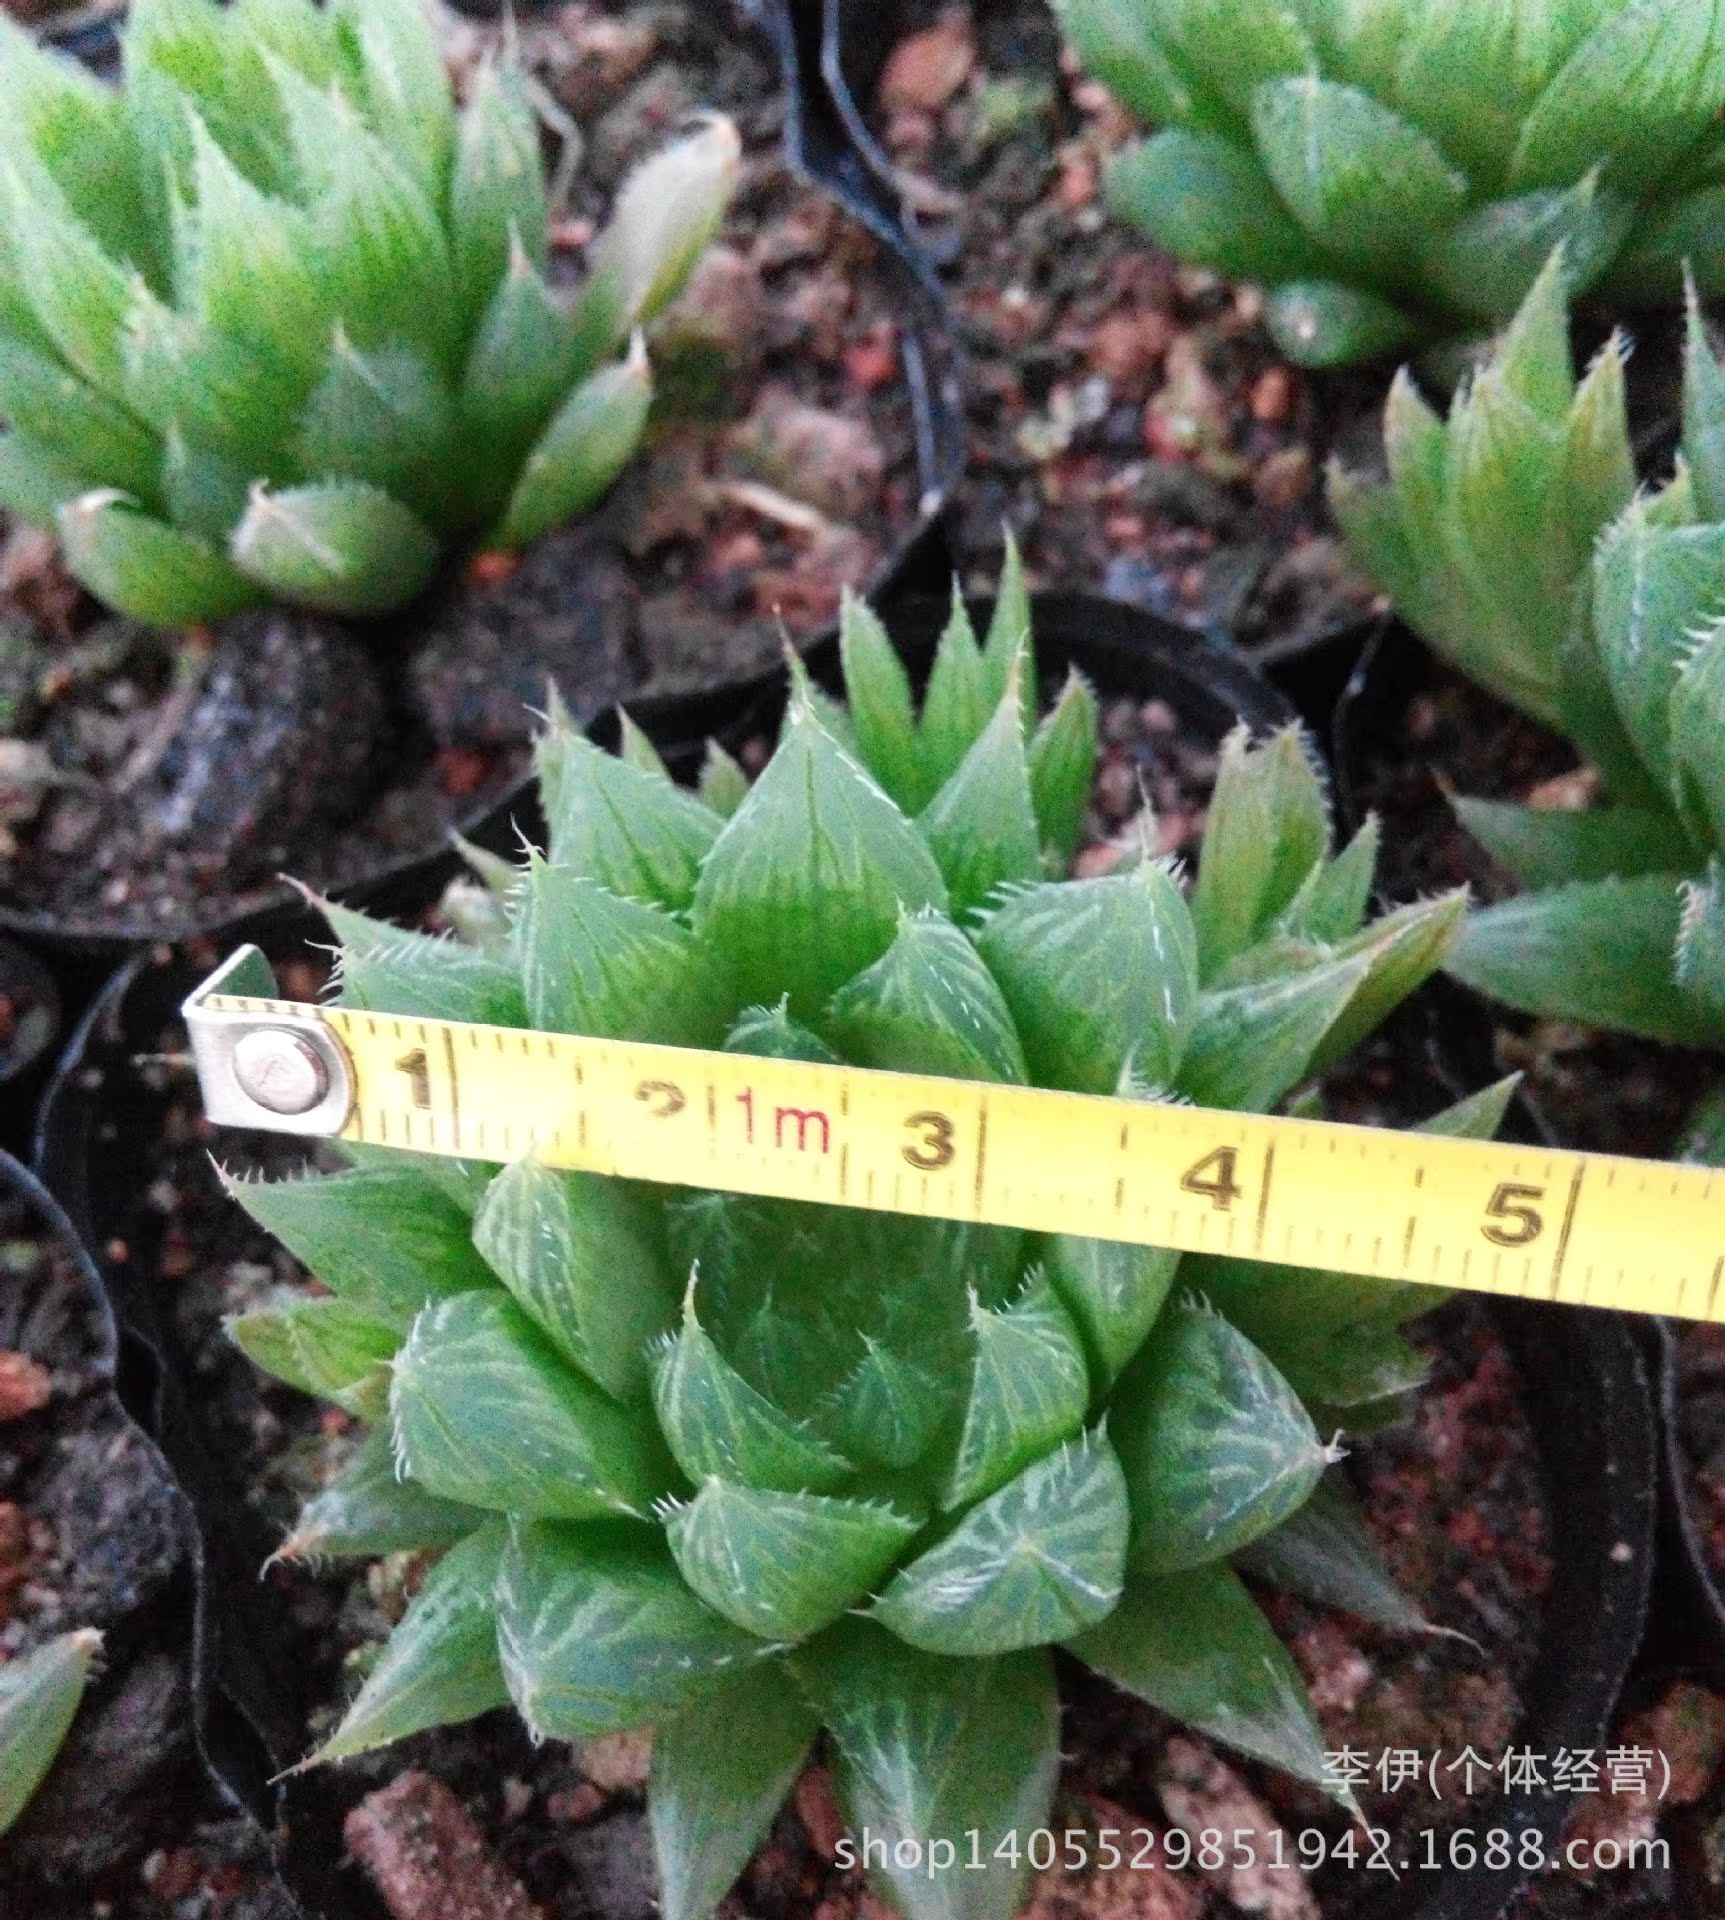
[35,592,1654,1919]
[0,934,63,1152]
[0,1150,298,1912]
[5,0,964,961]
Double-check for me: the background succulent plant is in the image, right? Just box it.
[1336,251,1713,1067]
[1334,253,1725,1053]
[0,0,737,623]
[1055,0,1725,366]
[225,573,1484,1920]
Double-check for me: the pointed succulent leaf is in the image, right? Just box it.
[322,898,527,1027]
[223,1163,496,1327]
[310,1523,509,1763]
[1178,950,1371,1111]
[1280,817,1378,944]
[1677,864,1725,1032]
[824,909,1028,1085]
[493,345,654,552]
[651,1666,820,1920]
[1111,1302,1328,1573]
[533,710,719,911]
[230,480,439,615]
[698,740,749,819]
[1048,0,1228,129]
[299,112,458,372]
[2,160,136,401]
[723,1001,841,1065]
[839,587,924,813]
[1192,726,1331,977]
[920,679,1043,918]
[461,247,589,502]
[1592,504,1725,793]
[57,491,260,624]
[1044,1235,1180,1388]
[450,62,547,333]
[1456,796,1699,889]
[1426,177,1630,325]
[336,1139,497,1217]
[1679,1082,1725,1168]
[1068,1562,1340,1800]
[651,1289,855,1493]
[825,1340,954,1472]
[974,866,1198,1094]
[0,1629,101,1837]
[226,1295,399,1417]
[1306,891,1467,1071]
[393,1292,675,1520]
[162,431,252,543]
[1449,873,1716,1043]
[518,858,727,1048]
[1490,244,1579,424]
[0,338,160,507]
[587,116,741,333]
[693,682,948,1015]
[1108,131,1320,282]
[1552,329,1637,572]
[330,0,453,202]
[917,588,992,795]
[1250,76,1467,274]
[1685,289,1725,524]
[0,432,87,534]
[1234,1476,1436,1637]
[1265,279,1418,369]
[184,115,329,387]
[498,1520,770,1739]
[873,1430,1129,1655]
[294,337,457,528]
[473,1159,677,1404]
[1510,0,1725,198]
[1027,668,1100,871]
[944,1273,1090,1509]
[801,1623,1060,1920]
[984,532,1036,729]
[130,0,295,192]
[119,280,292,469]
[1671,620,1725,853]
[0,18,152,268]
[666,1480,918,1642]
[276,1424,485,1562]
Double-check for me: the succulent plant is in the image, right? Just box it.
[224,571,1483,1920]
[1055,0,1725,366]
[0,0,737,622]
[1334,252,1725,1051]
[0,1629,100,1836]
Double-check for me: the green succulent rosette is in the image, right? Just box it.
[225,566,1489,1920]
[1334,251,1725,1055]
[1056,0,1725,366]
[0,0,737,621]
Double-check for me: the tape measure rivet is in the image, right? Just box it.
[231,1028,330,1116]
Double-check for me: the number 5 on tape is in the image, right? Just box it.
[184,946,1725,1324]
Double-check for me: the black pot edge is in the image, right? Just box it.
[0,1144,308,1914]
[4,0,965,958]
[32,593,1658,1920]
[0,933,64,1122]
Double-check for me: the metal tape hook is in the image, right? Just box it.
[181,946,354,1138]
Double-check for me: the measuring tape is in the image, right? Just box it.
[183,947,1725,1324]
